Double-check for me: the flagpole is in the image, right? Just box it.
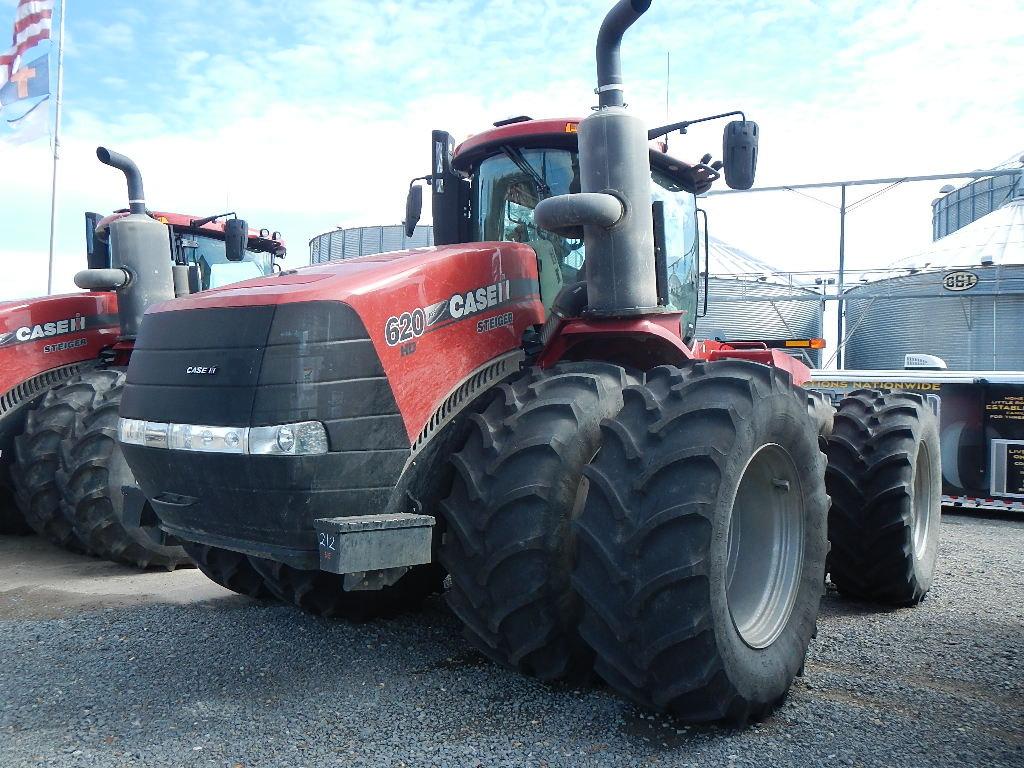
[45,0,66,295]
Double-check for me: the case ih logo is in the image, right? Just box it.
[384,279,513,347]
[0,315,88,348]
[186,366,218,375]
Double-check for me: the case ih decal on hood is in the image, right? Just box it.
[0,314,92,348]
[0,292,121,398]
[383,279,516,347]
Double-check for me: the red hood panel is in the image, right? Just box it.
[147,244,530,312]
[0,292,120,396]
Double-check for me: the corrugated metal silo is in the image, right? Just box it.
[846,197,1024,370]
[932,156,1021,240]
[697,237,825,364]
[309,225,434,264]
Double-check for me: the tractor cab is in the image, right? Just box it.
[86,210,285,292]
[409,118,710,341]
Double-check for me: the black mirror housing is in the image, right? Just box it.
[723,120,758,190]
[404,184,423,238]
[225,218,248,262]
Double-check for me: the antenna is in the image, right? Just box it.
[665,51,671,151]
[665,51,671,120]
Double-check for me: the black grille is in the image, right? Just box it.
[120,301,411,559]
[122,302,408,450]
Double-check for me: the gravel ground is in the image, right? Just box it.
[1,512,1022,768]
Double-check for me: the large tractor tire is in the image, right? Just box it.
[439,363,637,682]
[824,389,941,606]
[56,370,191,570]
[248,557,443,619]
[1,362,86,536]
[573,361,829,723]
[0,472,32,535]
[11,372,116,552]
[181,542,276,600]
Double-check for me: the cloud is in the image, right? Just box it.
[70,20,135,54]
[0,0,1020,305]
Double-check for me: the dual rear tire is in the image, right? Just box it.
[439,362,638,681]
[824,389,941,605]
[12,368,191,569]
[572,361,829,722]
[440,360,829,722]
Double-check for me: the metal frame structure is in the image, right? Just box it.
[706,168,1023,367]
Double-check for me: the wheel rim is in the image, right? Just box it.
[726,443,805,650]
[912,442,934,558]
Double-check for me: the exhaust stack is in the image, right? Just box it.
[595,0,652,108]
[96,147,147,215]
[75,147,175,339]
[535,0,659,317]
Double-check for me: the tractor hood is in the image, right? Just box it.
[145,244,531,313]
[119,241,545,561]
[127,242,545,443]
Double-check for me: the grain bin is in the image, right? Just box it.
[845,197,1024,370]
[310,225,434,264]
[697,236,825,364]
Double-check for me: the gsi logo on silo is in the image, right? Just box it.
[942,271,979,292]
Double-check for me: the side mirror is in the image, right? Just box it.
[84,211,110,269]
[225,218,248,262]
[404,184,423,238]
[723,120,758,190]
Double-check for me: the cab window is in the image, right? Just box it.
[474,150,585,306]
[473,148,699,333]
[174,233,275,290]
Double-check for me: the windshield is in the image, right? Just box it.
[472,148,699,333]
[173,232,275,290]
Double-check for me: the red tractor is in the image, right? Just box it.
[0,148,286,569]
[117,0,941,721]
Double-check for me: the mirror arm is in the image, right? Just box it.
[190,211,236,229]
[648,110,746,141]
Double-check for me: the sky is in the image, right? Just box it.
[0,0,1021,302]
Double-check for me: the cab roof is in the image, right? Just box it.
[453,118,583,168]
[95,210,285,253]
[452,117,710,195]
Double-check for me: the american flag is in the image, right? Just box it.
[0,0,54,90]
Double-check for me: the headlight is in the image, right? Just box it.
[118,418,147,446]
[248,422,328,456]
[118,418,328,456]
